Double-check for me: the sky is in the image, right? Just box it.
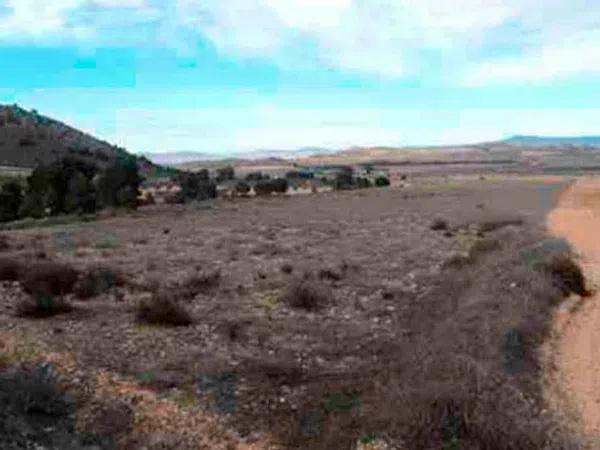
[0,0,599,155]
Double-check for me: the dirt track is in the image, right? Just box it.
[548,178,600,444]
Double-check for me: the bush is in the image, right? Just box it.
[135,291,193,326]
[16,294,73,318]
[178,270,221,299]
[355,177,372,189]
[0,257,22,281]
[216,166,235,183]
[234,181,251,196]
[430,218,449,231]
[374,176,391,187]
[280,280,330,311]
[176,171,217,202]
[74,267,124,300]
[334,167,354,190]
[545,255,588,297]
[0,234,9,251]
[20,262,79,298]
[254,178,288,196]
[0,181,24,222]
[246,172,269,182]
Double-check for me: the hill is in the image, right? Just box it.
[505,135,600,146]
[0,104,159,176]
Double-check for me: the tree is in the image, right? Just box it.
[96,155,142,208]
[176,170,216,202]
[0,181,23,222]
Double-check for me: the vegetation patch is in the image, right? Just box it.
[280,280,330,311]
[136,291,194,327]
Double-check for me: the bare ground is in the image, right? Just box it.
[548,178,600,447]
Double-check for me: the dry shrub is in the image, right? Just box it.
[318,268,343,282]
[468,237,502,259]
[0,257,22,281]
[136,291,193,326]
[179,269,221,299]
[478,215,524,233]
[545,254,588,297]
[430,218,449,231]
[74,267,124,300]
[16,294,73,318]
[281,280,330,311]
[0,234,9,252]
[281,263,294,274]
[20,261,79,297]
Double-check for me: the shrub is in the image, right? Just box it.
[74,267,124,300]
[281,280,330,311]
[0,234,9,251]
[20,262,79,298]
[281,263,294,274]
[254,178,288,196]
[430,218,449,231]
[246,172,269,182]
[479,216,523,233]
[318,268,343,281]
[176,171,217,202]
[0,257,22,281]
[374,176,391,187]
[355,177,372,189]
[0,181,24,222]
[234,181,251,196]
[545,255,588,297]
[16,294,73,318]
[135,291,193,326]
[216,166,235,183]
[178,270,221,299]
[334,167,354,190]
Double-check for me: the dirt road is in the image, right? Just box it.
[548,178,600,444]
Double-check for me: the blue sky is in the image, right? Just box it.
[0,0,599,155]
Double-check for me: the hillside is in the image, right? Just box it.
[0,104,158,176]
[505,135,600,146]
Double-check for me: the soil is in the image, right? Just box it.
[548,177,600,447]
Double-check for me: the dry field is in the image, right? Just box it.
[0,175,587,449]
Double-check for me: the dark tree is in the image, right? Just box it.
[0,181,23,222]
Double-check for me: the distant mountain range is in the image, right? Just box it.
[504,135,600,146]
[144,147,338,166]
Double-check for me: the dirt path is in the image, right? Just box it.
[548,178,600,444]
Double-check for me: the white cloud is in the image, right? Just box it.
[1,0,599,82]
